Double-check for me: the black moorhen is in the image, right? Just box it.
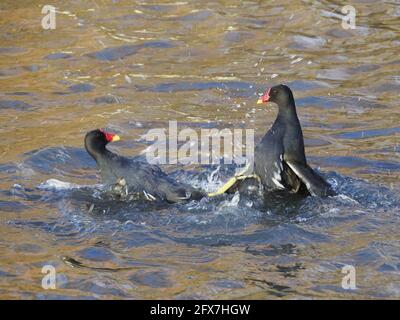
[254,84,334,197]
[84,129,206,203]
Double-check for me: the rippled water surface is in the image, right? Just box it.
[1,0,399,299]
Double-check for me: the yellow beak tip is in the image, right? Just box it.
[112,135,121,142]
[257,99,263,104]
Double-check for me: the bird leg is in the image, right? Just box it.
[207,164,261,197]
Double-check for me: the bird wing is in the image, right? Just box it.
[143,163,206,203]
[120,158,204,203]
[285,160,334,197]
[254,130,286,190]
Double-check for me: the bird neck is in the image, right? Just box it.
[276,101,299,124]
[85,142,112,164]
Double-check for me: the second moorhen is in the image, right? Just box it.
[84,129,206,203]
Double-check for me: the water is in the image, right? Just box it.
[0,0,399,299]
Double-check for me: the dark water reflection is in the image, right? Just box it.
[0,0,399,299]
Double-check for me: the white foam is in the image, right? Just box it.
[335,194,360,204]
[218,192,240,211]
[38,179,101,191]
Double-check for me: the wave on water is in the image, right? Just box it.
[37,179,102,191]
[30,166,400,231]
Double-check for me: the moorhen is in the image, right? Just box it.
[84,129,206,203]
[254,84,334,197]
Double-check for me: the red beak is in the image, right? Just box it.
[257,88,271,104]
[100,129,121,142]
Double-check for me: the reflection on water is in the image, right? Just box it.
[0,0,399,299]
